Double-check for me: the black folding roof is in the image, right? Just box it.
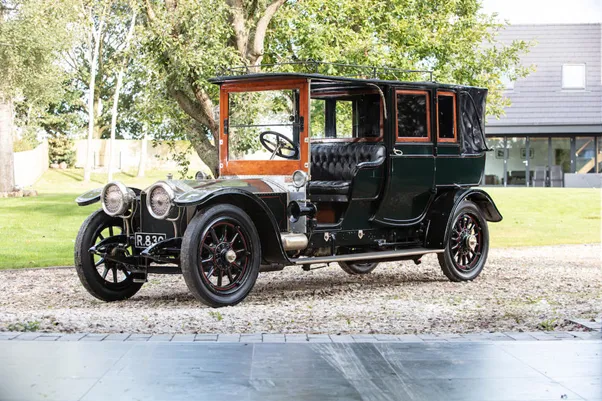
[208,72,486,92]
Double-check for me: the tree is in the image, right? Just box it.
[82,2,107,182]
[0,0,75,193]
[141,0,529,175]
[107,7,137,181]
[142,0,286,175]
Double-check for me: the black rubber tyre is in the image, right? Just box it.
[438,200,489,282]
[74,209,143,302]
[339,261,379,275]
[181,204,261,307]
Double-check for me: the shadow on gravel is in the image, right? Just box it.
[125,270,449,306]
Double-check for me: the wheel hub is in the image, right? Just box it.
[464,234,477,250]
[215,242,236,267]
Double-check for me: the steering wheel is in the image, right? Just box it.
[259,131,299,160]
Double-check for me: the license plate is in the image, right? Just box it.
[134,233,167,248]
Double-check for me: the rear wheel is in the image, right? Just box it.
[339,261,379,275]
[74,209,143,301]
[438,200,489,282]
[181,204,261,307]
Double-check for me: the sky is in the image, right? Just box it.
[481,0,602,24]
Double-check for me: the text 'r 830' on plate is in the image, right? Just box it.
[135,233,167,248]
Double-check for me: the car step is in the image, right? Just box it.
[291,248,444,265]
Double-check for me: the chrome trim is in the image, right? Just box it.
[291,248,444,265]
[280,233,308,251]
[101,181,135,217]
[292,170,308,188]
[146,181,176,220]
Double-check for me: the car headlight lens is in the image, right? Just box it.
[292,170,308,188]
[101,181,134,217]
[146,182,175,219]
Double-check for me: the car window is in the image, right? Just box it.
[396,91,430,141]
[228,89,300,161]
[335,101,353,138]
[310,93,382,141]
[437,93,456,142]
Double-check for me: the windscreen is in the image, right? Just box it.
[228,89,301,161]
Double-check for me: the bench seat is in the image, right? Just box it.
[309,142,385,201]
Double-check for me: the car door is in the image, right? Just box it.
[373,89,435,225]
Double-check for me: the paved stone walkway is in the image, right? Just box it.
[1,338,601,401]
[1,330,601,343]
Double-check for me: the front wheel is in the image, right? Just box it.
[181,204,261,307]
[438,200,489,282]
[74,209,143,302]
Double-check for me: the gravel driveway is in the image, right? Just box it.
[0,244,600,335]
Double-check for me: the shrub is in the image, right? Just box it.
[48,135,76,167]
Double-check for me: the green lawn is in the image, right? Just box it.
[0,170,600,269]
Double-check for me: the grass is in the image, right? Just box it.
[0,169,173,269]
[486,187,601,248]
[0,169,600,269]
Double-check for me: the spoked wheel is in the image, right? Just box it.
[181,204,261,307]
[438,200,489,282]
[339,261,379,275]
[74,209,143,301]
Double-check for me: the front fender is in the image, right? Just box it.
[75,188,102,206]
[75,186,143,206]
[176,188,291,265]
[425,188,502,249]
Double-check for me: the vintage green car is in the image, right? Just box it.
[74,65,502,307]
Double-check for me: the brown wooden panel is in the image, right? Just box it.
[219,80,310,176]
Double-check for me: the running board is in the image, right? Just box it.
[291,248,444,265]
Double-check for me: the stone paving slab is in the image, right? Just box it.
[1,331,600,343]
[569,318,602,332]
[105,333,130,341]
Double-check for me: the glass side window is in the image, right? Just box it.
[437,94,456,141]
[228,89,300,161]
[310,94,382,140]
[396,92,429,141]
[335,100,353,138]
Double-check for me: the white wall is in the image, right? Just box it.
[13,140,48,188]
[74,139,208,172]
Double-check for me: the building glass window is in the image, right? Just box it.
[575,137,596,174]
[562,64,586,89]
[506,137,527,185]
[550,138,570,187]
[529,137,549,187]
[484,137,506,185]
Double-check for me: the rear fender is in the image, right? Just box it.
[425,188,502,248]
[178,189,290,265]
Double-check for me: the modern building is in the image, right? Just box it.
[485,23,602,187]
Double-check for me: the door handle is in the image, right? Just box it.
[392,149,403,156]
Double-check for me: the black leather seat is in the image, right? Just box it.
[309,143,385,201]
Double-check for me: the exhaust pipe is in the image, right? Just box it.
[280,233,308,251]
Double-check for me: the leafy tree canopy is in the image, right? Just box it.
[140,0,530,174]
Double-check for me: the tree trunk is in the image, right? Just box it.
[137,131,148,177]
[0,95,15,193]
[107,68,124,182]
[83,19,104,183]
[107,10,136,182]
